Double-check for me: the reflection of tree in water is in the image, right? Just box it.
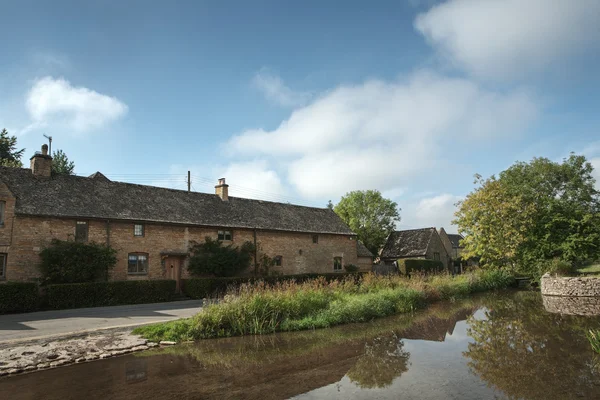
[464,291,600,400]
[346,333,410,389]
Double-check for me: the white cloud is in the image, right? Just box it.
[252,69,312,107]
[217,160,289,201]
[590,158,600,190]
[229,70,537,199]
[415,0,600,80]
[25,76,128,133]
[398,193,463,232]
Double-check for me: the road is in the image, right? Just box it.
[0,300,203,344]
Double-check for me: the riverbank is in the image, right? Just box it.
[133,270,515,342]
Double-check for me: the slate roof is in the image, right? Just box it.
[356,241,374,258]
[447,234,464,248]
[0,167,354,235]
[379,228,435,259]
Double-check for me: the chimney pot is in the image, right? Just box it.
[41,144,48,155]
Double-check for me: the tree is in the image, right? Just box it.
[326,200,334,210]
[187,237,255,277]
[52,149,75,175]
[454,154,600,277]
[0,128,25,167]
[334,190,401,255]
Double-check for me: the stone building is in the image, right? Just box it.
[378,227,451,271]
[0,146,360,286]
[356,241,374,271]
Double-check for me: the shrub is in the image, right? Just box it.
[544,258,576,276]
[398,259,444,275]
[0,282,39,314]
[46,280,175,309]
[187,237,255,277]
[344,264,359,272]
[38,239,117,285]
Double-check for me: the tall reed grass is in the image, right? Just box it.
[133,269,514,341]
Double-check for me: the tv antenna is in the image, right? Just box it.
[43,134,52,154]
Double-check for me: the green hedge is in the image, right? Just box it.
[398,259,444,275]
[182,273,362,299]
[0,282,39,314]
[46,280,176,310]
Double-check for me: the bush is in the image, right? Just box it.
[544,258,576,276]
[344,264,359,272]
[46,280,176,310]
[39,239,117,285]
[398,259,444,275]
[187,237,255,277]
[0,282,39,314]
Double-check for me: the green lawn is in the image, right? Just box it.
[578,264,600,275]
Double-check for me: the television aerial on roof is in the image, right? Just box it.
[43,134,52,154]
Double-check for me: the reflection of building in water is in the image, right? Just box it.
[0,306,476,400]
[125,360,147,384]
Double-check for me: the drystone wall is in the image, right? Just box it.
[541,273,600,297]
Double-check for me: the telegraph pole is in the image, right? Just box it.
[187,171,191,192]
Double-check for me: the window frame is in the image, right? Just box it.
[0,200,5,227]
[312,234,319,244]
[333,256,343,271]
[0,253,6,280]
[128,252,149,275]
[75,221,89,243]
[134,223,145,237]
[433,252,440,261]
[218,230,233,241]
[274,255,283,267]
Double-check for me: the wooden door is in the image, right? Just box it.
[166,256,182,293]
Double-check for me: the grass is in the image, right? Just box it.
[578,264,600,276]
[587,330,600,354]
[133,269,515,342]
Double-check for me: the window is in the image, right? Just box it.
[433,252,440,261]
[333,256,342,271]
[312,234,319,244]
[134,223,144,237]
[0,253,6,280]
[128,253,148,274]
[218,230,232,241]
[0,201,5,226]
[75,221,88,243]
[274,255,282,266]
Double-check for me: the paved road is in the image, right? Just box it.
[0,300,203,344]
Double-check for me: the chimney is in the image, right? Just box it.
[30,144,53,177]
[215,178,229,201]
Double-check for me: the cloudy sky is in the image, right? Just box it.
[1,0,599,233]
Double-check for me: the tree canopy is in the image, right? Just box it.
[52,149,75,175]
[0,128,25,168]
[333,190,400,255]
[454,154,600,277]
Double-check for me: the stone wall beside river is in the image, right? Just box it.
[541,274,600,297]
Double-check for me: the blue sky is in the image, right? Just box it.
[1,0,599,232]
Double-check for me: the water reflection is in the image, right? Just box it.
[465,291,600,400]
[2,291,600,400]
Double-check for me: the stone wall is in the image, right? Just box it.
[425,231,451,271]
[356,256,373,272]
[540,274,600,297]
[2,213,358,281]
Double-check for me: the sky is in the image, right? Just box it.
[1,0,600,233]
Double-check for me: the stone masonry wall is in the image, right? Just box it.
[426,232,451,271]
[2,212,358,282]
[541,274,600,297]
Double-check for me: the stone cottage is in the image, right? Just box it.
[0,145,361,287]
[356,241,374,270]
[378,227,451,271]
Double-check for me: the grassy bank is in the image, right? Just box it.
[133,270,514,342]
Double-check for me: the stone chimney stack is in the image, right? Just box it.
[215,178,229,201]
[30,144,53,177]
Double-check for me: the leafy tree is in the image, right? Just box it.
[188,237,255,277]
[326,200,334,210]
[454,154,600,277]
[334,190,401,255]
[38,239,117,284]
[0,128,25,167]
[52,149,75,175]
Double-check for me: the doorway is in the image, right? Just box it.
[164,255,183,293]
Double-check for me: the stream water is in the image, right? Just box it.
[2,290,600,399]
